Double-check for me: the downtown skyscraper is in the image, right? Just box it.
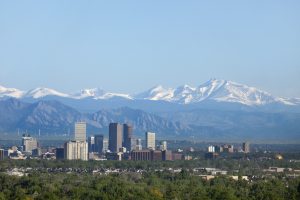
[74,122,86,142]
[123,124,133,151]
[108,123,123,153]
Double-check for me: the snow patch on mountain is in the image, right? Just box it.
[134,85,174,101]
[24,88,69,99]
[0,85,25,98]
[72,88,105,99]
[72,88,133,100]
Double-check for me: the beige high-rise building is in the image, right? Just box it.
[64,141,88,161]
[22,135,38,153]
[242,142,250,153]
[145,132,155,150]
[74,122,86,142]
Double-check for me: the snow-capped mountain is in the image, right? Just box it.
[72,88,133,100]
[135,79,298,106]
[0,79,299,106]
[24,87,70,99]
[72,88,106,99]
[0,85,24,98]
[134,85,174,101]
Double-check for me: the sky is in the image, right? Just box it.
[0,1,299,97]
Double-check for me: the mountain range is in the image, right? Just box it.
[1,79,299,106]
[0,79,299,142]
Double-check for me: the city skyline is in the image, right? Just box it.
[1,1,300,97]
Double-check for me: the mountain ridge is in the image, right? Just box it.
[0,79,299,107]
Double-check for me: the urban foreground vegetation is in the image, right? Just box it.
[0,158,300,200]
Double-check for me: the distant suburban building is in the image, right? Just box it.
[22,135,38,153]
[131,150,151,161]
[145,132,155,150]
[64,141,88,161]
[32,148,42,157]
[74,122,87,142]
[151,150,162,161]
[172,153,183,160]
[109,123,123,153]
[55,148,64,160]
[223,144,234,153]
[123,124,133,151]
[162,150,173,161]
[242,142,250,153]
[205,152,219,159]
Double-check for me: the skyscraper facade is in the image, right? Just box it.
[159,141,167,151]
[74,122,86,142]
[145,132,156,150]
[22,135,38,153]
[64,141,88,161]
[136,138,142,150]
[103,138,109,153]
[123,124,133,151]
[109,123,123,153]
[88,136,95,153]
[94,135,104,154]
[242,142,250,153]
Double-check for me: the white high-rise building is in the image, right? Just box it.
[160,141,167,151]
[22,135,38,153]
[145,132,155,150]
[64,141,88,161]
[208,145,215,153]
[103,138,109,153]
[136,138,142,150]
[74,122,86,142]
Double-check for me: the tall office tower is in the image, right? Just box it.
[242,142,250,153]
[103,138,109,153]
[64,141,88,161]
[136,138,142,150]
[94,135,104,154]
[145,132,156,150]
[88,136,95,153]
[130,138,136,151]
[22,135,38,153]
[159,141,167,151]
[123,124,133,151]
[74,122,86,142]
[109,123,123,153]
[208,145,215,153]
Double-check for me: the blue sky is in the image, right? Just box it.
[0,1,299,97]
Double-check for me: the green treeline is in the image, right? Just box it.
[0,170,299,200]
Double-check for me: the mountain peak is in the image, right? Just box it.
[25,87,69,99]
[0,85,25,98]
[73,88,105,99]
